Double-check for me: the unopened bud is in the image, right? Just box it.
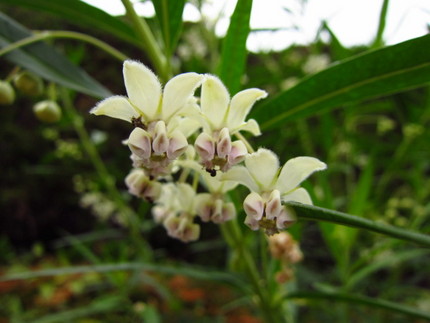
[0,81,15,105]
[13,71,44,96]
[33,100,62,123]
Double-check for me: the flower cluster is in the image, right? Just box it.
[91,60,326,242]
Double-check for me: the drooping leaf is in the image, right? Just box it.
[217,0,253,94]
[252,34,430,130]
[152,0,185,57]
[0,0,140,46]
[285,201,430,247]
[0,12,111,98]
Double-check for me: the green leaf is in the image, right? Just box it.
[252,34,430,130]
[0,12,111,98]
[152,0,185,57]
[0,0,140,47]
[287,291,430,321]
[285,202,430,247]
[217,0,253,94]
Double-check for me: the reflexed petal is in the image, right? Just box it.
[128,127,151,159]
[168,116,201,138]
[245,149,279,191]
[232,119,261,136]
[281,187,313,205]
[221,166,259,192]
[123,60,161,120]
[91,96,139,122]
[227,88,267,129]
[177,183,196,212]
[162,72,204,121]
[201,75,230,130]
[276,157,327,194]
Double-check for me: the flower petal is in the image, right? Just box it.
[201,75,230,130]
[123,60,161,120]
[90,96,139,122]
[227,88,267,129]
[245,148,279,192]
[281,187,313,205]
[162,72,204,121]
[276,157,326,194]
[221,166,259,192]
[128,127,152,159]
[231,119,261,136]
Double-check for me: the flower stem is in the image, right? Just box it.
[221,219,284,322]
[120,0,169,81]
[0,30,128,61]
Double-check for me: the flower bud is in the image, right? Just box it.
[13,71,44,96]
[33,100,62,123]
[0,81,15,105]
[125,168,161,201]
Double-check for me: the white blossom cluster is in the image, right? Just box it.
[91,60,326,242]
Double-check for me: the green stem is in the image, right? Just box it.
[120,0,169,81]
[221,219,284,322]
[0,30,128,61]
[372,0,390,48]
[286,202,430,247]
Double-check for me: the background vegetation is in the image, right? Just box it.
[0,0,429,322]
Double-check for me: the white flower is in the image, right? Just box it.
[91,61,204,177]
[91,60,204,125]
[194,75,267,173]
[223,148,327,234]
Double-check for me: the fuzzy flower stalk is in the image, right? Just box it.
[90,60,326,242]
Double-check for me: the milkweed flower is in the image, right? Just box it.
[194,75,267,173]
[223,148,326,235]
[91,60,204,177]
[152,183,200,242]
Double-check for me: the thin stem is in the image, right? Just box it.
[221,219,284,322]
[0,31,128,61]
[235,132,255,153]
[120,0,169,81]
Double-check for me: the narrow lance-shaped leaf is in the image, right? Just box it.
[285,201,430,247]
[0,12,111,98]
[0,0,140,47]
[252,34,430,130]
[152,0,185,57]
[217,0,253,94]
